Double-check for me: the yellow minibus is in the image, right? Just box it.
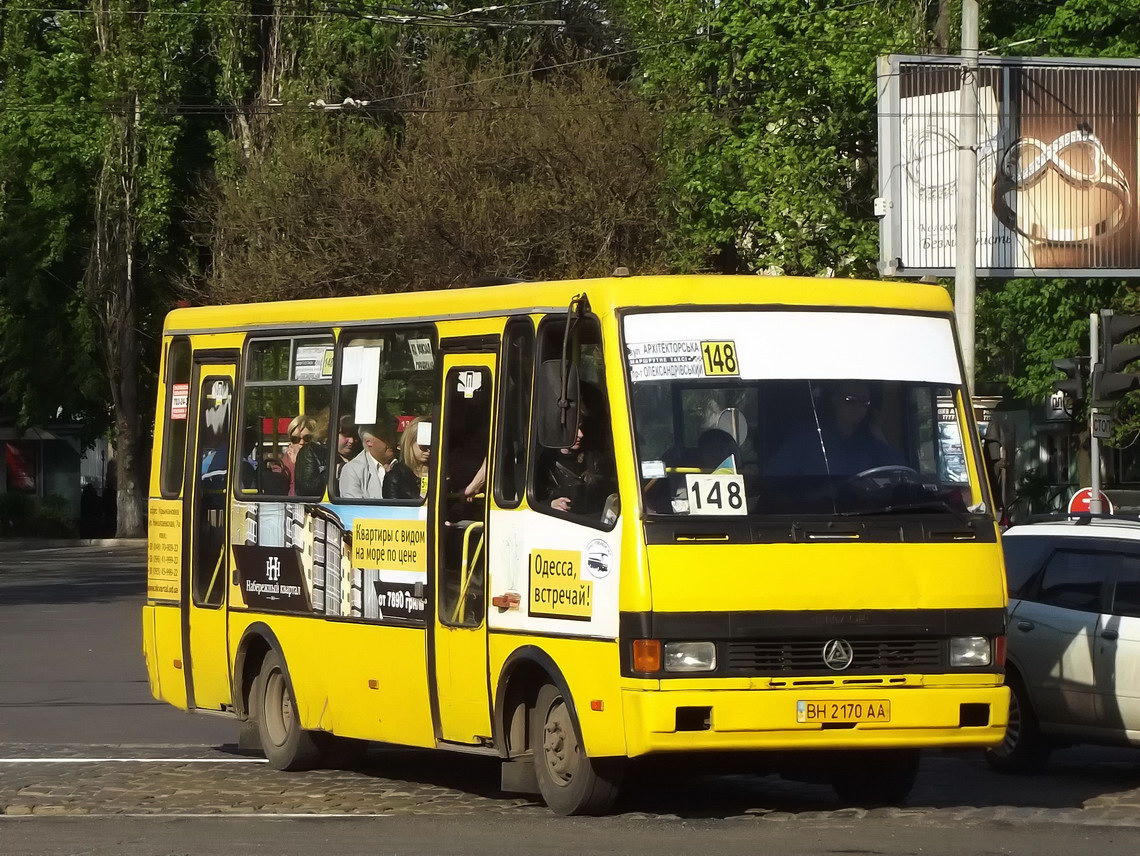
[143,274,1008,814]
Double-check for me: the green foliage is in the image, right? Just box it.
[621,0,924,275]
[974,278,1128,400]
[0,7,106,430]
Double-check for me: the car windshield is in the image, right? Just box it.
[624,310,982,518]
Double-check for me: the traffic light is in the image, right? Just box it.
[1095,310,1140,403]
[1052,356,1086,405]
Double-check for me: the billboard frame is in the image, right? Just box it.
[877,54,1140,279]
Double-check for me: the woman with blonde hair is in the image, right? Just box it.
[398,417,432,497]
[283,414,316,496]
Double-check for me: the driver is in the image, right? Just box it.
[768,381,903,477]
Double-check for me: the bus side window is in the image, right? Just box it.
[238,335,334,500]
[494,318,534,508]
[160,338,193,497]
[331,326,437,503]
[528,316,618,527]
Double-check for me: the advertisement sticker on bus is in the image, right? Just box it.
[372,580,427,621]
[231,545,313,611]
[529,548,592,620]
[169,383,189,420]
[352,519,428,572]
[146,499,182,601]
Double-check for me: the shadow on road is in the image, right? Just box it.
[0,546,144,605]
[343,743,1140,819]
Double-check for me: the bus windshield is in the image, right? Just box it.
[624,310,982,518]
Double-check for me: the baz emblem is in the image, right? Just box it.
[822,639,854,671]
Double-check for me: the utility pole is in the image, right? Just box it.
[955,0,980,394]
[1090,312,1102,513]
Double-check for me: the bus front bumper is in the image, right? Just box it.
[621,683,1009,756]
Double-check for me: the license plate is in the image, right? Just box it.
[796,699,891,723]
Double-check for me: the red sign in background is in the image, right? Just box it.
[1068,487,1115,514]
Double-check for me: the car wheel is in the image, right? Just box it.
[531,683,623,816]
[985,673,1050,773]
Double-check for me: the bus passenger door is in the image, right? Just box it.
[432,355,496,744]
[182,360,237,711]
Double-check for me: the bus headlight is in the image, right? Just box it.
[950,636,991,667]
[663,642,717,672]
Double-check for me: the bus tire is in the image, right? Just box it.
[253,650,323,771]
[985,673,1049,773]
[829,749,920,807]
[531,683,622,816]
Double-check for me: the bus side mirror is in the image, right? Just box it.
[538,359,580,449]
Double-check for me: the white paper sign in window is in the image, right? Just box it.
[354,347,383,424]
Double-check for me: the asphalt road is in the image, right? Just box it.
[5,542,1140,855]
[0,543,232,745]
[5,815,1139,856]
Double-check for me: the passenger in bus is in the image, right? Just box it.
[335,415,361,478]
[377,422,422,500]
[537,384,615,517]
[767,380,902,477]
[282,415,316,495]
[338,422,399,499]
[398,417,431,498]
[294,420,329,497]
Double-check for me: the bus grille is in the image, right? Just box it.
[725,639,944,674]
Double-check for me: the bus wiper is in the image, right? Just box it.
[837,501,975,526]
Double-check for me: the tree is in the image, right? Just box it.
[620,0,928,275]
[190,54,669,303]
[0,6,108,436]
[0,2,207,535]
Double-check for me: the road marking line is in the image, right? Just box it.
[0,758,268,764]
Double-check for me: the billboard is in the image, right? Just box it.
[877,55,1140,277]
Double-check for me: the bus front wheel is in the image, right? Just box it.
[531,683,622,816]
[253,650,323,771]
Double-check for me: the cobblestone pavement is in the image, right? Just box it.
[4,742,1140,826]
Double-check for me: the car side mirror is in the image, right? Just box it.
[538,359,579,449]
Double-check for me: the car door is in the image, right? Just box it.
[1012,547,1109,729]
[1096,553,1140,738]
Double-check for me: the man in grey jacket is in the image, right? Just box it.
[338,423,396,499]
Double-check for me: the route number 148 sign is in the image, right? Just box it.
[685,474,747,516]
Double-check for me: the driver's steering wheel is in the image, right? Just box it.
[844,465,922,490]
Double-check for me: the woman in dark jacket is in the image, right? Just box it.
[537,384,615,518]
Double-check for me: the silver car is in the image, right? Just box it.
[988,517,1140,771]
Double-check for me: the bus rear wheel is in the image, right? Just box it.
[531,683,622,816]
[253,650,323,771]
[829,749,920,807]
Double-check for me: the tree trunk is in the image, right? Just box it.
[933,0,951,52]
[87,4,147,535]
[113,373,146,537]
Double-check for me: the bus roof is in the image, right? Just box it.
[163,275,954,335]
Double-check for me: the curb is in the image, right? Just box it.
[0,538,147,550]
